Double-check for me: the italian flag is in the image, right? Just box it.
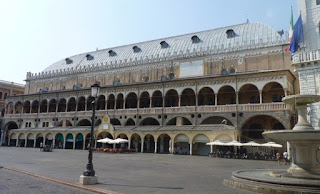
[285,7,293,52]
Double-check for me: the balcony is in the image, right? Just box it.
[4,103,292,119]
[292,49,320,64]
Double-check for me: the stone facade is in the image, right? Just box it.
[1,22,298,155]
[0,80,25,142]
[292,0,320,129]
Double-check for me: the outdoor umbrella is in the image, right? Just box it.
[242,141,262,147]
[224,140,243,146]
[107,138,129,144]
[97,137,113,143]
[206,140,225,146]
[261,142,282,148]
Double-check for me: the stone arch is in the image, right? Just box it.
[125,118,135,126]
[95,119,101,126]
[174,133,190,155]
[181,88,196,106]
[35,133,44,148]
[24,101,31,113]
[77,119,91,126]
[262,82,285,103]
[107,94,115,109]
[116,93,124,109]
[214,134,232,142]
[198,87,215,106]
[55,133,64,149]
[110,118,121,126]
[97,95,106,110]
[45,133,54,146]
[241,115,286,140]
[192,134,210,156]
[18,133,26,147]
[48,99,57,112]
[75,133,84,149]
[15,101,23,114]
[4,121,18,145]
[39,100,48,113]
[130,133,141,152]
[67,97,76,112]
[140,91,150,108]
[65,133,74,149]
[57,119,73,127]
[151,90,163,108]
[87,96,94,111]
[77,96,86,111]
[57,98,66,112]
[9,133,17,146]
[143,134,155,153]
[6,103,14,114]
[166,117,192,125]
[217,85,236,105]
[125,92,138,109]
[140,117,160,125]
[238,84,260,104]
[165,89,178,107]
[201,116,233,126]
[157,133,171,153]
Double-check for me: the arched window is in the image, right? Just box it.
[4,93,7,99]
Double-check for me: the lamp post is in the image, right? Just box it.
[80,83,100,185]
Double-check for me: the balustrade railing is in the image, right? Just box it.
[292,49,320,64]
[4,103,292,119]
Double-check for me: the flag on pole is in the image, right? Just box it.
[285,7,294,52]
[289,14,304,54]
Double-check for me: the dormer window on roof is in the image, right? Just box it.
[191,35,201,44]
[65,58,73,64]
[226,29,236,38]
[133,46,141,53]
[86,54,94,61]
[160,41,169,49]
[108,50,116,57]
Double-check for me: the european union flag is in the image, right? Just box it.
[289,14,304,54]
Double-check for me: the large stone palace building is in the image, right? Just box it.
[0,22,298,155]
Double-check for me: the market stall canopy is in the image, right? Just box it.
[97,137,113,143]
[206,140,225,146]
[242,141,262,147]
[261,142,283,148]
[224,140,243,146]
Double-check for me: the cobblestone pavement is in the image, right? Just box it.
[0,167,94,194]
[0,147,286,193]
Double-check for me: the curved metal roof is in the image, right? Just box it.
[43,22,285,73]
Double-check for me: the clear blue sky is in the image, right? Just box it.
[0,0,297,84]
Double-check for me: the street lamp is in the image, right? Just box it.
[80,83,100,185]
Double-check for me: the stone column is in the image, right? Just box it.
[141,140,144,153]
[154,141,157,153]
[73,139,76,149]
[123,99,126,109]
[171,139,174,154]
[52,139,56,149]
[259,90,263,104]
[85,99,87,111]
[33,139,36,148]
[195,93,198,106]
[47,103,49,113]
[236,92,239,104]
[178,95,181,107]
[210,145,213,153]
[150,97,153,108]
[63,138,66,149]
[43,138,45,147]
[24,138,27,147]
[16,139,19,147]
[137,99,140,109]
[189,142,193,155]
[55,101,59,113]
[83,140,86,150]
[160,136,164,153]
[94,140,97,149]
[128,138,131,149]
[163,96,165,107]
[105,101,108,110]
[215,95,218,106]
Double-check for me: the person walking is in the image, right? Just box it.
[283,151,289,165]
[276,151,281,165]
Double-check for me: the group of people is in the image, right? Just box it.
[276,151,290,165]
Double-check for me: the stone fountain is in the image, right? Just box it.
[224,94,320,193]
